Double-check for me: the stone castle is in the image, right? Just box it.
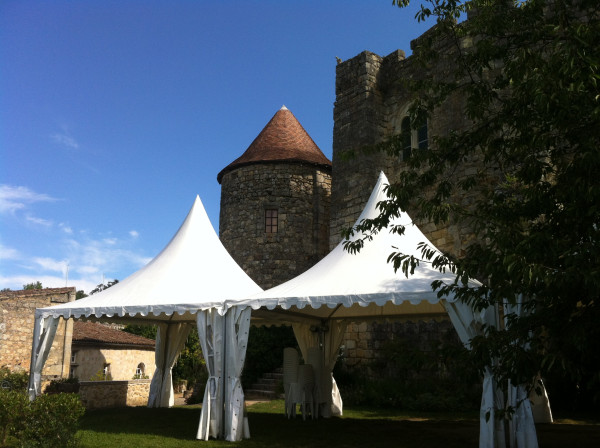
[218,35,473,369]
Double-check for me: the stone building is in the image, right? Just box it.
[218,105,332,289]
[218,34,472,371]
[0,287,75,379]
[70,321,156,381]
[329,35,476,369]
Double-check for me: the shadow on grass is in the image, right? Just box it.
[78,401,600,448]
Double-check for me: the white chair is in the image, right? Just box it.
[283,347,299,418]
[306,347,323,418]
[292,364,315,420]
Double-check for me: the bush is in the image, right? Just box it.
[0,389,28,446]
[17,393,85,448]
[89,370,112,381]
[0,367,28,392]
[44,378,80,394]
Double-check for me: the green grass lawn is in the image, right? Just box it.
[76,400,599,448]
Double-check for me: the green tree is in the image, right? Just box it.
[349,0,599,409]
[23,281,42,290]
[76,290,87,300]
[89,279,119,295]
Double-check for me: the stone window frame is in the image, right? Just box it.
[70,350,78,364]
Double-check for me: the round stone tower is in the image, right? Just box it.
[218,106,332,289]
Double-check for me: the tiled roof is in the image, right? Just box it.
[72,321,155,348]
[0,287,75,298]
[217,106,332,183]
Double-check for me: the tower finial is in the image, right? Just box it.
[280,105,288,110]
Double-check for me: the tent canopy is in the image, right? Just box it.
[245,171,461,326]
[35,196,263,323]
[30,174,542,446]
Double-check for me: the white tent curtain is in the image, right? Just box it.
[148,322,192,408]
[443,300,506,448]
[292,319,347,417]
[504,297,542,448]
[196,307,251,442]
[196,309,225,441]
[27,313,59,400]
[223,306,252,441]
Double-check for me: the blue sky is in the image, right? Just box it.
[0,0,430,293]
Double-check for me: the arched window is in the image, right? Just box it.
[399,115,429,160]
[135,363,145,377]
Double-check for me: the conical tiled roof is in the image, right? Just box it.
[217,106,331,183]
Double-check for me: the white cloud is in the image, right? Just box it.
[59,223,73,234]
[26,215,53,227]
[51,132,79,149]
[1,226,151,294]
[0,244,20,260]
[129,230,139,238]
[0,185,57,214]
[32,257,68,273]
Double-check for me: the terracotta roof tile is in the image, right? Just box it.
[217,106,331,183]
[72,321,155,348]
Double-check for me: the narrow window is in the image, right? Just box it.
[401,117,412,160]
[103,363,111,380]
[70,351,77,363]
[69,366,77,379]
[265,209,278,234]
[417,120,428,150]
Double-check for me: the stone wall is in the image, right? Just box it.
[331,39,477,256]
[71,345,156,382]
[78,379,151,409]
[329,36,481,369]
[220,163,331,289]
[340,319,458,375]
[0,288,75,378]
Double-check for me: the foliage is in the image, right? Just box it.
[345,0,600,408]
[242,325,297,389]
[22,282,42,290]
[0,390,28,446]
[88,370,112,382]
[132,373,149,380]
[123,324,157,340]
[0,368,28,392]
[172,328,207,390]
[75,290,87,300]
[17,393,85,448]
[89,280,119,295]
[44,377,80,394]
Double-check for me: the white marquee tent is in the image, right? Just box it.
[29,195,263,441]
[30,172,546,447]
